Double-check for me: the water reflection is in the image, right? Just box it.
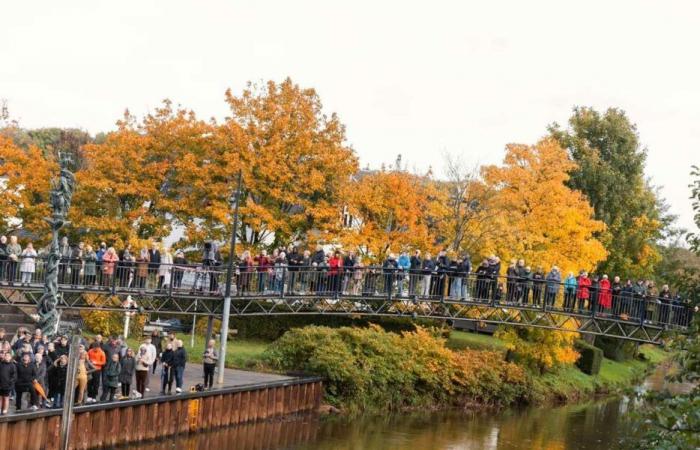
[135,365,688,450]
[291,399,631,450]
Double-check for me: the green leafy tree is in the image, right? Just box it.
[549,107,672,279]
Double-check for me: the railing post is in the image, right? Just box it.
[60,335,81,450]
[168,265,174,299]
[280,268,286,299]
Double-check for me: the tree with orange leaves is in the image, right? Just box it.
[482,138,607,274]
[72,101,219,247]
[340,169,447,260]
[219,78,358,248]
[0,135,56,240]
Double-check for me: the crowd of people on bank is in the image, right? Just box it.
[0,235,695,325]
[0,326,211,415]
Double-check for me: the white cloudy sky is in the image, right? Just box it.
[1,0,698,232]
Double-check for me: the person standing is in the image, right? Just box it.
[150,331,162,375]
[577,271,592,312]
[49,355,68,408]
[421,253,435,297]
[6,236,21,285]
[58,236,71,284]
[83,245,98,286]
[563,272,577,310]
[148,243,161,287]
[75,350,94,405]
[598,275,612,313]
[20,243,37,286]
[119,348,135,399]
[157,248,172,291]
[202,339,218,391]
[70,242,85,287]
[135,344,152,397]
[506,259,518,303]
[0,351,16,415]
[136,248,150,289]
[34,353,48,408]
[15,353,38,411]
[531,267,545,306]
[173,340,187,394]
[87,342,106,403]
[0,236,8,283]
[160,343,175,395]
[101,247,119,288]
[144,337,157,391]
[172,250,188,290]
[545,266,561,307]
[103,354,121,401]
[409,250,422,296]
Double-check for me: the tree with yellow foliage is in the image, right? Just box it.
[341,169,447,260]
[0,135,56,240]
[72,102,217,246]
[496,315,580,374]
[220,78,358,248]
[482,138,607,274]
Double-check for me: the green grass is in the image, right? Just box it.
[447,330,507,352]
[118,334,270,370]
[445,330,671,403]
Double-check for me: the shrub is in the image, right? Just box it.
[226,315,440,340]
[594,336,637,362]
[575,340,603,375]
[263,325,527,412]
[495,316,580,374]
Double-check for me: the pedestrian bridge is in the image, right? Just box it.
[0,262,693,344]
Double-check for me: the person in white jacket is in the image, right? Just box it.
[135,338,157,395]
[157,249,173,291]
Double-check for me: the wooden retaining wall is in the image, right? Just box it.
[0,377,322,450]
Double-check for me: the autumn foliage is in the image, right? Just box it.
[0,78,607,279]
[263,325,528,412]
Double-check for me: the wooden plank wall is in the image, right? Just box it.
[0,379,322,450]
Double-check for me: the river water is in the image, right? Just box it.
[136,366,686,450]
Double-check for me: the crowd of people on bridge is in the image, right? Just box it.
[0,235,695,327]
[0,326,205,415]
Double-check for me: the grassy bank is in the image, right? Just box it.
[448,330,668,403]
[120,334,269,369]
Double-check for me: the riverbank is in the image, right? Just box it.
[118,327,669,412]
[447,330,668,403]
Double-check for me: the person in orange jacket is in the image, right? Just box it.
[87,341,106,403]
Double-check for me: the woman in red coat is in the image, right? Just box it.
[328,251,343,294]
[576,271,591,311]
[598,275,612,312]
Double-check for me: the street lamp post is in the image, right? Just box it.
[218,170,242,384]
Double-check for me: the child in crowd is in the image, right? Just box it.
[103,353,121,401]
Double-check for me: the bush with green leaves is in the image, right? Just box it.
[263,325,527,413]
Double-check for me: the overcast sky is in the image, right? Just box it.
[1,0,698,232]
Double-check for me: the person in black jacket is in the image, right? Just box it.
[172,340,187,394]
[409,250,422,296]
[487,256,501,300]
[159,343,175,395]
[49,355,68,408]
[420,253,435,297]
[15,353,37,411]
[531,267,545,306]
[506,260,518,303]
[432,250,449,297]
[119,349,136,398]
[382,254,398,295]
[0,236,7,283]
[0,351,16,414]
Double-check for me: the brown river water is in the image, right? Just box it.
[132,365,687,450]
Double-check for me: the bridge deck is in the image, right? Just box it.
[0,263,694,344]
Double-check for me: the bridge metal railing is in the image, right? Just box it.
[0,257,693,330]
